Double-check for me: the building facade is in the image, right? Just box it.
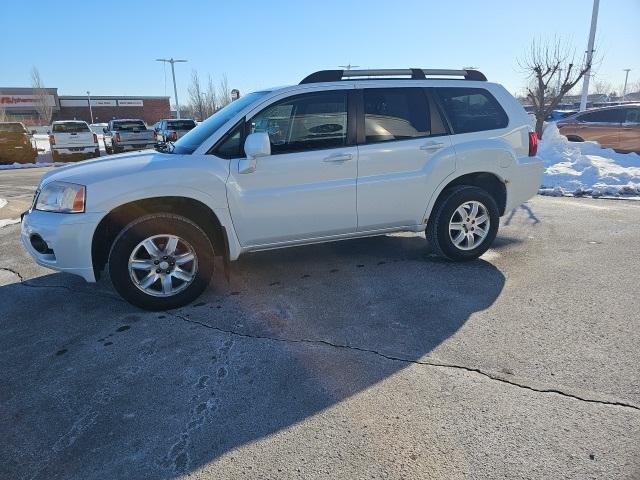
[0,88,170,126]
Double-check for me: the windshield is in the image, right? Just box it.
[167,120,196,130]
[53,122,90,133]
[172,91,270,154]
[0,123,26,133]
[113,121,146,131]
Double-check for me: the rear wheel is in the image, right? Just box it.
[426,186,499,261]
[108,214,215,310]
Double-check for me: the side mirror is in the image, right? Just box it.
[103,127,108,133]
[240,132,270,174]
[31,130,37,135]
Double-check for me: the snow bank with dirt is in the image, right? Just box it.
[539,123,640,197]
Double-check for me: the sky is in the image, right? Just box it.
[1,0,639,104]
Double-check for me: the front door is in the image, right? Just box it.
[576,108,624,149]
[226,89,358,247]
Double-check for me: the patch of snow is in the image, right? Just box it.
[539,123,640,197]
[0,198,7,209]
[0,162,71,170]
[0,218,20,228]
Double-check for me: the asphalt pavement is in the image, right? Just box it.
[1,168,638,479]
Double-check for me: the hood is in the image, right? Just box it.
[41,150,167,187]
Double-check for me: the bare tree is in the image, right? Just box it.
[519,38,593,137]
[187,70,207,121]
[591,79,612,96]
[217,74,231,108]
[204,75,217,118]
[31,67,53,126]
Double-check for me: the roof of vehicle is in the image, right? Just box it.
[575,103,640,113]
[299,68,487,84]
[52,120,88,124]
[0,121,25,126]
[111,118,146,122]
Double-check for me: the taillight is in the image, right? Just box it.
[49,134,55,146]
[528,132,538,157]
[92,133,98,144]
[171,131,178,141]
[153,131,158,141]
[23,136,28,145]
[114,133,121,143]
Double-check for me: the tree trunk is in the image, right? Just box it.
[535,116,545,138]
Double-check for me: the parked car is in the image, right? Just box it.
[21,67,543,310]
[154,119,197,144]
[547,109,577,121]
[49,121,100,162]
[103,119,156,154]
[0,122,37,164]
[556,104,640,153]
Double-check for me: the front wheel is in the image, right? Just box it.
[108,214,215,310]
[426,186,499,261]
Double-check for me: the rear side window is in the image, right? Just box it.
[167,120,196,130]
[436,88,508,134]
[578,109,623,123]
[112,121,146,131]
[0,123,26,133]
[363,88,430,143]
[53,122,90,133]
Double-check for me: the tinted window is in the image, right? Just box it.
[578,109,623,123]
[624,108,640,124]
[52,122,90,133]
[436,88,508,134]
[250,91,348,154]
[173,91,269,155]
[167,120,196,130]
[363,88,430,143]
[0,123,26,133]
[112,120,146,131]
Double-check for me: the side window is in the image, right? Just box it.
[212,124,243,159]
[435,87,508,134]
[249,91,348,154]
[624,108,640,124]
[579,109,623,123]
[363,88,430,143]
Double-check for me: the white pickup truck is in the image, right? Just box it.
[49,121,100,161]
[103,119,156,154]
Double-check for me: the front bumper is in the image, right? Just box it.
[21,209,104,282]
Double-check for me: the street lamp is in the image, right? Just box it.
[86,90,94,124]
[156,58,187,119]
[622,69,631,102]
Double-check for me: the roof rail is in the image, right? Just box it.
[299,68,486,84]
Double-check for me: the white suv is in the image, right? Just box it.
[21,68,543,310]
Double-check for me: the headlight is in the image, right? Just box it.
[35,181,86,213]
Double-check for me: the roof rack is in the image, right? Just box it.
[299,68,487,84]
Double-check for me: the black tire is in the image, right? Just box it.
[108,214,215,310]
[104,140,112,154]
[426,185,499,261]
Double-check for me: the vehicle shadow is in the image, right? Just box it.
[0,234,505,479]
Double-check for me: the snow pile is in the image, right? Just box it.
[0,218,20,228]
[539,123,640,197]
[0,162,70,170]
[0,198,6,209]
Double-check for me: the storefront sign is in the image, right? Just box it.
[0,94,56,108]
[118,99,143,107]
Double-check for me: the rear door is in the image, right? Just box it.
[226,89,358,246]
[356,86,453,230]
[619,107,640,153]
[574,109,623,148]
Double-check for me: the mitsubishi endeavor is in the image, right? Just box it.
[21,68,543,310]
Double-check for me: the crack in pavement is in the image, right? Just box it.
[168,312,640,413]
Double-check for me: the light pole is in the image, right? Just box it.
[622,69,631,101]
[156,58,187,119]
[579,0,600,111]
[86,90,94,124]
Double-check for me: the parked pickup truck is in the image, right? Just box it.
[0,122,37,164]
[154,119,197,144]
[103,119,156,154]
[49,121,100,162]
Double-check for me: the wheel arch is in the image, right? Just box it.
[91,196,229,281]
[424,172,507,221]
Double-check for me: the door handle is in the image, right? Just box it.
[323,153,353,163]
[420,141,445,151]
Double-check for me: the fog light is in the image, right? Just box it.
[30,234,53,254]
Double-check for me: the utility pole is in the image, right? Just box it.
[86,91,94,124]
[156,58,187,119]
[579,0,599,111]
[622,69,631,101]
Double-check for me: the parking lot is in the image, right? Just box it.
[1,167,639,479]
